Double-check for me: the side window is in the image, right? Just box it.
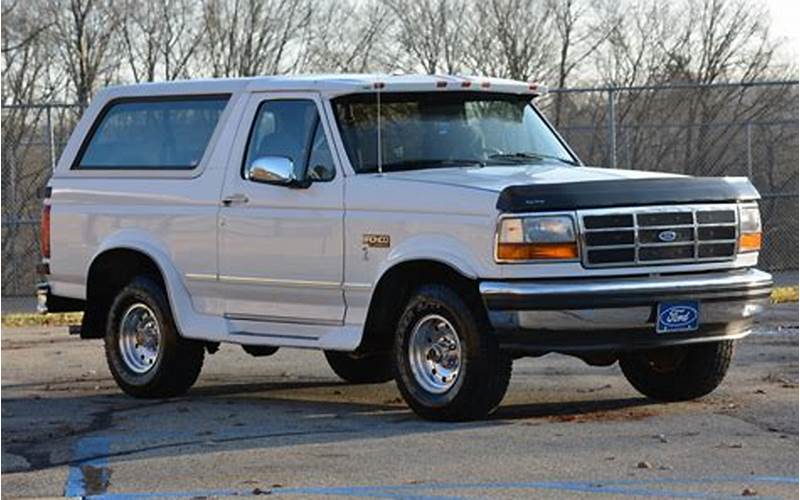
[306,121,335,182]
[76,96,228,170]
[244,99,335,182]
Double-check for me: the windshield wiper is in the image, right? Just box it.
[377,158,486,172]
[488,152,578,166]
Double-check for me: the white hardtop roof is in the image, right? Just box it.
[97,74,547,100]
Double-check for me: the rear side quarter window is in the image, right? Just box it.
[74,95,229,170]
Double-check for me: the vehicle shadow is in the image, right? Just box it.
[494,396,654,421]
[187,379,348,397]
[185,378,654,423]
[2,377,656,474]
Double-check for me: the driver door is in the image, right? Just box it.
[218,92,345,325]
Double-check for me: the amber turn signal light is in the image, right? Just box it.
[738,232,762,252]
[497,242,579,261]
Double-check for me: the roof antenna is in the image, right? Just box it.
[376,79,383,175]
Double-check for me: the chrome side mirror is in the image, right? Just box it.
[246,156,296,186]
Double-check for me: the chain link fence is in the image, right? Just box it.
[2,81,798,296]
[2,103,82,296]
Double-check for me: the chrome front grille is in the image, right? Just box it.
[578,204,739,268]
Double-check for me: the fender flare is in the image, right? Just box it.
[352,234,484,352]
[375,233,480,281]
[365,233,482,311]
[88,230,196,335]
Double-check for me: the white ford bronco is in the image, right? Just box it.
[39,74,773,421]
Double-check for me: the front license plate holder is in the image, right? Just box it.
[656,301,700,334]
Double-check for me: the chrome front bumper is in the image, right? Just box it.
[480,268,773,352]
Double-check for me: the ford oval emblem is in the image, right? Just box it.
[658,230,678,242]
[658,305,698,329]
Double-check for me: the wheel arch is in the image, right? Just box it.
[82,232,189,339]
[356,258,484,354]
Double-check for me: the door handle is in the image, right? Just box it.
[222,193,249,206]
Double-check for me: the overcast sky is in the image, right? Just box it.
[766,0,799,64]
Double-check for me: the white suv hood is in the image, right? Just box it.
[382,164,681,192]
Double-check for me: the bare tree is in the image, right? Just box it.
[384,0,468,74]
[2,0,67,294]
[549,0,612,125]
[594,0,779,87]
[670,0,780,175]
[466,0,555,81]
[46,0,121,106]
[576,0,787,175]
[118,0,203,82]
[199,0,313,77]
[119,0,160,83]
[2,1,59,105]
[592,0,659,87]
[298,0,391,73]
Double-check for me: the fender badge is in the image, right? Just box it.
[363,234,391,248]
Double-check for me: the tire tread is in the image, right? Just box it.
[394,284,512,421]
[105,275,204,398]
[620,340,734,401]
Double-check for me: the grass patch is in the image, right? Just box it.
[771,286,799,304]
[1,312,83,328]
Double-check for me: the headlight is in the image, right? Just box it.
[496,215,579,261]
[738,204,762,253]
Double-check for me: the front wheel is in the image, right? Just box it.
[393,284,512,421]
[620,340,735,401]
[105,276,205,398]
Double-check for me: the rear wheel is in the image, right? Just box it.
[105,276,204,398]
[324,351,393,384]
[393,284,512,421]
[620,340,734,401]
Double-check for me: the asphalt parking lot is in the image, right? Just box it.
[2,303,797,499]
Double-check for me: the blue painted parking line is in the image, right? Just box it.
[600,476,799,486]
[62,433,795,500]
[85,475,797,499]
[64,437,112,497]
[64,437,110,497]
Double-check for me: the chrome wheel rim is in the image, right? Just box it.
[408,314,462,394]
[118,303,161,374]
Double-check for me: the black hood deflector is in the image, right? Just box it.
[496,177,760,213]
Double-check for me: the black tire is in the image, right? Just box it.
[324,351,394,384]
[393,284,512,421]
[105,276,204,398]
[620,340,734,402]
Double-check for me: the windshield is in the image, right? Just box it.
[331,91,577,173]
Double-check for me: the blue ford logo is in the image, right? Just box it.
[659,305,698,328]
[658,230,678,242]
